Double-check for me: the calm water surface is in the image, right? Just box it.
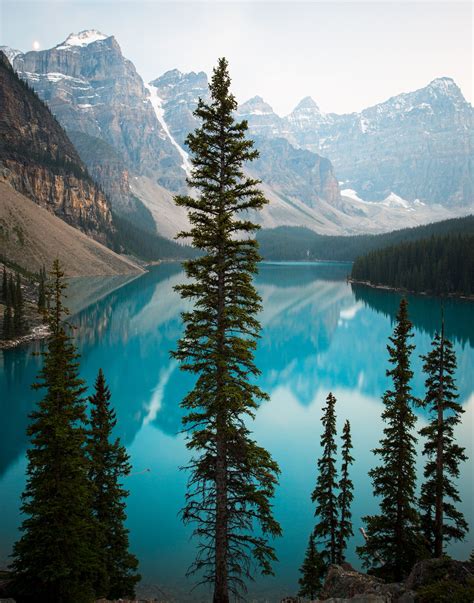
[1,263,473,601]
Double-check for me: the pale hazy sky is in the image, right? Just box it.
[0,1,472,115]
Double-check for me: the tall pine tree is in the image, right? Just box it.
[3,303,13,339]
[357,298,422,581]
[1,265,7,303]
[172,58,281,602]
[336,420,354,564]
[13,272,27,336]
[298,532,326,600]
[312,392,338,565]
[11,260,97,602]
[38,265,46,313]
[418,316,468,557]
[87,368,140,598]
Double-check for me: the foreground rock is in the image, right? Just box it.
[315,564,414,602]
[307,558,474,602]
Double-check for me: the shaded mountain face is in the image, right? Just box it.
[0,51,113,245]
[251,137,341,208]
[275,78,473,206]
[237,95,285,138]
[10,31,187,197]
[150,70,343,210]
[150,68,208,149]
[4,30,471,238]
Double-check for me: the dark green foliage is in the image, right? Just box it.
[11,260,97,602]
[257,215,474,261]
[337,420,354,564]
[13,273,27,335]
[312,392,338,565]
[172,58,281,601]
[1,269,28,340]
[415,578,474,602]
[112,213,197,260]
[298,532,326,600]
[7,273,14,306]
[1,265,6,302]
[87,369,140,599]
[37,265,46,312]
[3,303,13,339]
[357,299,423,581]
[418,319,468,556]
[351,234,474,296]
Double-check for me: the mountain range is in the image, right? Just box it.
[1,29,473,247]
[0,51,142,276]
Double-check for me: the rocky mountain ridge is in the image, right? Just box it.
[3,31,472,239]
[5,31,187,210]
[240,77,473,206]
[0,51,114,245]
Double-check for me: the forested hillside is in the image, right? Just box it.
[257,215,474,261]
[351,234,474,296]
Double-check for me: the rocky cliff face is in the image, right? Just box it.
[67,130,132,214]
[251,136,341,208]
[0,51,113,244]
[11,30,186,194]
[237,95,286,138]
[150,70,343,210]
[150,68,208,149]
[5,30,470,238]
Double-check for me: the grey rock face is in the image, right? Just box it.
[150,69,343,209]
[317,564,416,602]
[251,136,341,209]
[11,31,186,194]
[237,95,286,138]
[260,77,473,206]
[150,68,208,149]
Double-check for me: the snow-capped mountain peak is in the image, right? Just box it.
[0,46,23,64]
[57,29,109,49]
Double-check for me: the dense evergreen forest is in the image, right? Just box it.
[113,214,197,261]
[257,215,474,261]
[351,234,474,296]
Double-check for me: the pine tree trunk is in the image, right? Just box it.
[214,151,229,602]
[434,328,445,557]
[330,501,336,564]
[337,486,347,564]
[395,448,404,582]
[214,409,229,603]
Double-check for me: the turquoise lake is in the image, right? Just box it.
[0,262,473,602]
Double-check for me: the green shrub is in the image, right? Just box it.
[415,578,474,603]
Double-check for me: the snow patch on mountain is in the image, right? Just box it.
[56,30,109,49]
[341,189,365,203]
[0,46,23,64]
[381,192,413,209]
[145,83,192,176]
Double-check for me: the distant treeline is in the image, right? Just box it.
[256,215,474,261]
[113,214,197,261]
[351,233,474,296]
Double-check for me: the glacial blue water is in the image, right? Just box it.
[0,262,473,601]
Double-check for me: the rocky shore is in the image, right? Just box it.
[348,278,474,302]
[2,558,473,602]
[283,557,474,602]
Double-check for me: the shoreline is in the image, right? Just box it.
[348,278,474,302]
[0,324,50,350]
